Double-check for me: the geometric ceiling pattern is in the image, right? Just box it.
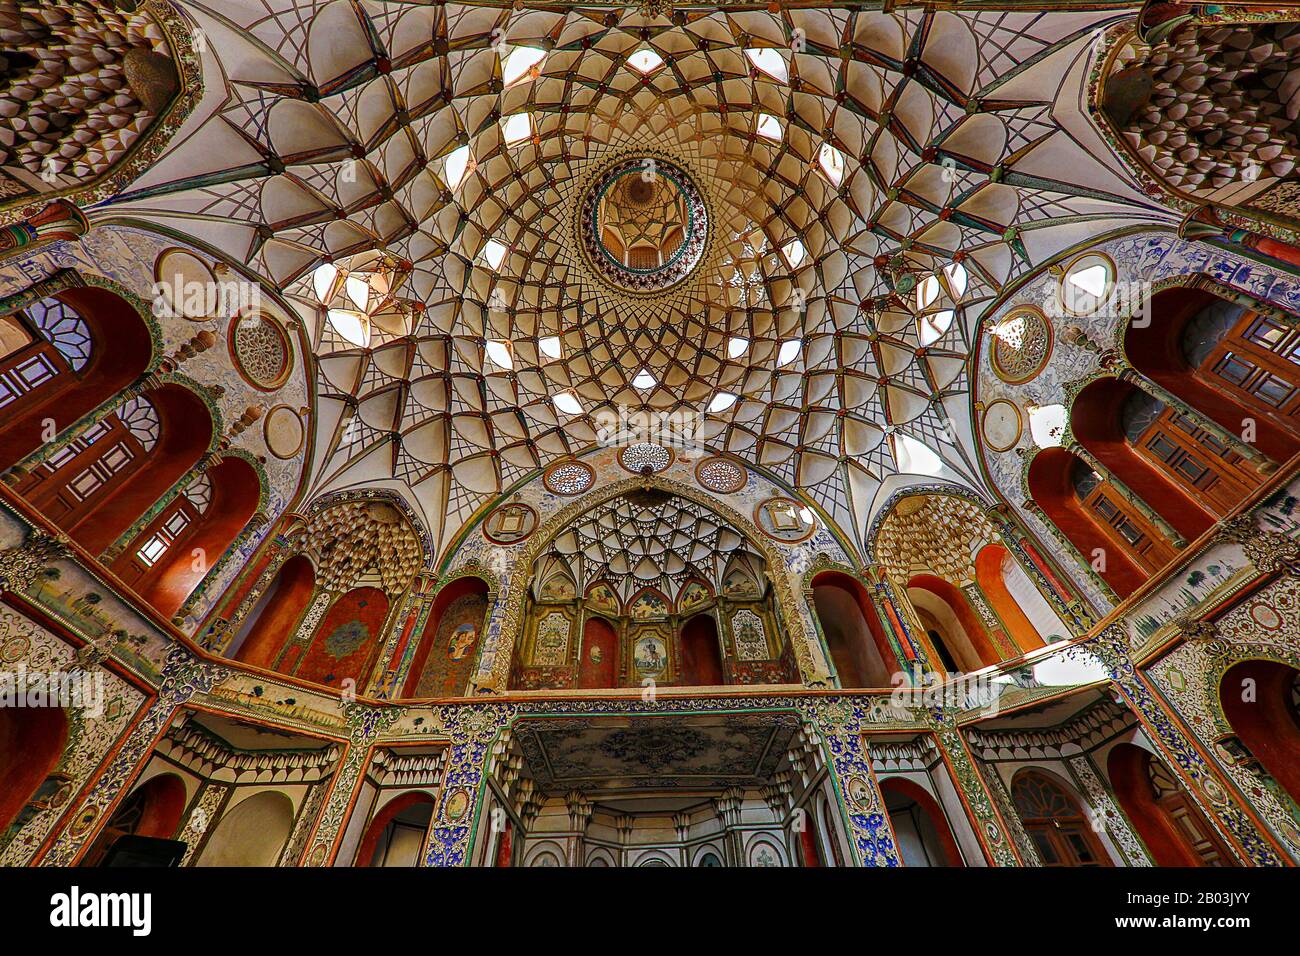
[106,3,1170,558]
[532,490,766,609]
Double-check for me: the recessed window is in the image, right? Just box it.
[756,113,783,141]
[501,45,546,87]
[553,390,583,415]
[709,391,738,413]
[781,239,806,269]
[327,309,371,348]
[817,142,845,185]
[444,144,473,190]
[137,533,169,567]
[539,335,562,359]
[481,239,508,270]
[777,339,801,367]
[499,112,533,147]
[745,48,788,83]
[1059,253,1115,315]
[486,340,513,369]
[627,48,664,74]
[727,336,749,359]
[632,368,656,390]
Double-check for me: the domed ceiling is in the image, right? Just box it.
[105,2,1169,557]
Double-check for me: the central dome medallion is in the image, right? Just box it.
[579,156,708,294]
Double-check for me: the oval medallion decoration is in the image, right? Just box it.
[754,496,816,543]
[154,248,216,321]
[990,305,1053,385]
[618,441,672,475]
[695,455,747,493]
[230,311,293,390]
[981,399,1023,453]
[483,501,538,544]
[443,787,471,823]
[543,460,596,496]
[263,404,305,460]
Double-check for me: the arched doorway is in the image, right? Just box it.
[1010,770,1111,867]
[196,791,295,867]
[292,586,390,688]
[83,773,188,866]
[811,572,897,688]
[679,613,724,686]
[973,544,1056,652]
[0,705,68,834]
[576,617,619,689]
[355,792,436,867]
[880,778,964,866]
[231,555,317,668]
[1220,659,1300,806]
[1107,743,1232,866]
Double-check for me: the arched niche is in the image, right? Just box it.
[973,543,1053,653]
[0,704,68,834]
[294,586,390,689]
[1010,769,1111,867]
[0,285,152,469]
[906,574,999,672]
[1219,659,1300,807]
[1071,377,1216,540]
[576,616,619,689]
[403,576,489,698]
[84,772,188,866]
[1125,284,1300,463]
[1106,742,1232,866]
[679,612,724,687]
[810,571,897,688]
[230,554,316,668]
[196,790,295,867]
[354,792,436,867]
[879,777,964,867]
[115,456,262,619]
[1027,447,1150,598]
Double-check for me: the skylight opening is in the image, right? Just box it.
[817,142,845,185]
[918,309,955,347]
[727,336,750,359]
[745,48,788,83]
[944,260,969,298]
[501,45,546,87]
[311,262,338,302]
[539,335,562,359]
[709,391,738,413]
[916,274,941,310]
[891,433,944,476]
[327,309,371,348]
[481,239,508,270]
[1028,402,1067,448]
[776,339,801,367]
[632,368,656,390]
[499,112,533,147]
[553,390,583,415]
[486,340,513,370]
[627,48,664,74]
[781,239,807,269]
[756,113,783,141]
[444,144,473,190]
